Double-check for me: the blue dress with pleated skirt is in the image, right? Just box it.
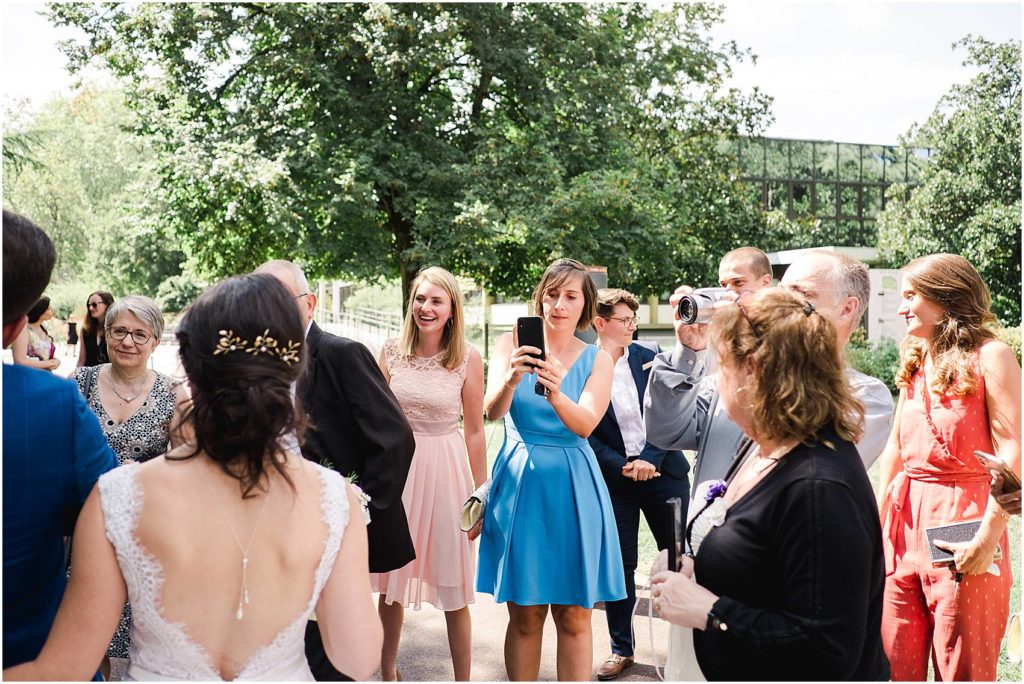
[477,344,626,607]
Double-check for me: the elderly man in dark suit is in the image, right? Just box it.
[589,288,690,680]
[257,260,415,681]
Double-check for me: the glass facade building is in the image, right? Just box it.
[722,137,932,247]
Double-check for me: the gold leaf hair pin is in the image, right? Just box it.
[214,329,301,365]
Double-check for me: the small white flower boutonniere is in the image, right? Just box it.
[344,472,372,525]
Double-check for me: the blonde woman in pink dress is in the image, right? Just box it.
[370,267,487,681]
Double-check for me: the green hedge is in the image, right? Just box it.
[847,336,901,396]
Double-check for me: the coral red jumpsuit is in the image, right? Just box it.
[880,356,1012,681]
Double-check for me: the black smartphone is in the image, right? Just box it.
[666,496,683,572]
[516,316,548,396]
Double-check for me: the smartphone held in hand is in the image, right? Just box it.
[666,496,683,572]
[975,450,1022,494]
[516,316,548,396]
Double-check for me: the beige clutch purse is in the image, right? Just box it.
[459,480,492,531]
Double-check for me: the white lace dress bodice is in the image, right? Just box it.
[97,463,350,681]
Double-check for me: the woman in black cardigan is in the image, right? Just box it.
[650,287,889,681]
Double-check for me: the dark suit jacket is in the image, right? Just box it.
[589,342,689,482]
[298,322,416,573]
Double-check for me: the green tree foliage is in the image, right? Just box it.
[49,2,770,303]
[877,37,1021,324]
[3,87,187,298]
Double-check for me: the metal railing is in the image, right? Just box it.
[316,307,403,355]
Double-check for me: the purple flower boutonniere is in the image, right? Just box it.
[690,479,729,551]
[704,479,728,502]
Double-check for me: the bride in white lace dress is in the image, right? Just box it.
[5,274,383,681]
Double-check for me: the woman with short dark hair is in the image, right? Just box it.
[6,274,383,681]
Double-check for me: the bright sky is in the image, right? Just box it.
[2,1,1021,145]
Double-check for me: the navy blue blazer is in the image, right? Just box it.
[589,342,689,482]
[3,365,118,669]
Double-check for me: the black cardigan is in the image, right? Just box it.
[693,429,890,681]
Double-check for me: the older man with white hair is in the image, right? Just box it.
[255,260,415,681]
[779,249,894,467]
[645,249,894,495]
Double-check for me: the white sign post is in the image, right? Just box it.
[868,269,906,344]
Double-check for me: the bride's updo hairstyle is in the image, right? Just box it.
[171,273,306,496]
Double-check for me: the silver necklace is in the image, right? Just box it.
[106,368,149,403]
[198,466,273,620]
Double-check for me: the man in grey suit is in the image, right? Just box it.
[644,248,774,487]
[645,248,894,491]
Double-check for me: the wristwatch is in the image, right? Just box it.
[705,607,728,632]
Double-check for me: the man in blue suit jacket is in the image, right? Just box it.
[588,289,690,680]
[2,210,118,671]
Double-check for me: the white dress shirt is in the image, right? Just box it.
[845,366,895,468]
[610,346,647,458]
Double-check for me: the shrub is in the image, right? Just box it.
[45,280,98,319]
[995,326,1021,366]
[155,273,207,314]
[847,337,901,396]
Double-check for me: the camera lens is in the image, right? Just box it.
[677,296,700,325]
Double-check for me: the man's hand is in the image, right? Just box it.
[669,285,709,351]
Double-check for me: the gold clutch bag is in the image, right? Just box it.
[459,480,491,531]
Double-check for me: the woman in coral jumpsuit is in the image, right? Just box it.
[877,253,1020,681]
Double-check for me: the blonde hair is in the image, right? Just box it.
[895,253,997,396]
[400,266,466,371]
[710,287,864,446]
[531,258,598,332]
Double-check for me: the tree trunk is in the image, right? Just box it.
[381,190,416,312]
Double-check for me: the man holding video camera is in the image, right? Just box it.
[645,248,894,489]
[644,247,774,487]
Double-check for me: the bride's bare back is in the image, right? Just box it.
[133,451,330,679]
[6,450,382,682]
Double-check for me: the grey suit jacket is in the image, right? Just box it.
[643,344,745,489]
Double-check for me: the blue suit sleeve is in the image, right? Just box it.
[588,432,628,480]
[636,442,669,470]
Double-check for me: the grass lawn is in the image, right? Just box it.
[483,422,1021,680]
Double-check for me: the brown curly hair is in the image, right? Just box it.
[895,254,997,396]
[710,287,864,446]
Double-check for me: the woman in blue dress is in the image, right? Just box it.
[478,258,626,681]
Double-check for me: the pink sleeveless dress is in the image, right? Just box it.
[370,339,476,610]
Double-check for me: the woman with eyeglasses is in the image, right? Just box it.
[78,291,115,367]
[589,288,690,680]
[72,295,187,669]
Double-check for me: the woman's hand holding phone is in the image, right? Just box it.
[507,326,542,389]
[532,355,567,402]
